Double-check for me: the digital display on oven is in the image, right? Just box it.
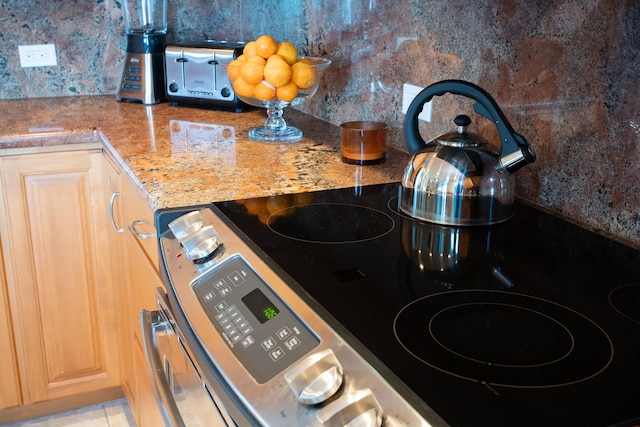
[242,288,280,323]
[191,255,320,383]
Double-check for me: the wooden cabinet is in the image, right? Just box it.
[0,147,168,425]
[0,243,21,410]
[103,155,135,408]
[102,152,168,426]
[118,165,166,427]
[0,150,121,422]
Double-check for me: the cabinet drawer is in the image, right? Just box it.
[122,177,158,270]
[127,232,163,339]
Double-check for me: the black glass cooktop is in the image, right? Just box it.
[212,183,640,427]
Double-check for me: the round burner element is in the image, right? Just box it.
[609,284,640,324]
[394,290,613,388]
[430,303,573,368]
[267,203,395,244]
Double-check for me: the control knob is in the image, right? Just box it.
[168,210,204,240]
[182,225,220,261]
[284,349,343,405]
[316,388,383,427]
[168,210,221,261]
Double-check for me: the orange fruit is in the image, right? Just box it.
[291,59,317,89]
[276,81,298,102]
[276,41,298,65]
[243,41,257,58]
[253,80,276,101]
[255,35,278,59]
[239,56,265,85]
[264,58,292,87]
[247,55,266,64]
[226,58,243,82]
[232,76,255,98]
[267,54,286,63]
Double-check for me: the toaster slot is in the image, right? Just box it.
[183,50,217,93]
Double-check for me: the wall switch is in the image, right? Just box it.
[402,83,432,122]
[19,44,57,67]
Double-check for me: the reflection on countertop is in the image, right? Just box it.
[0,96,408,210]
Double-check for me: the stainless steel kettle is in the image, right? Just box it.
[401,80,536,226]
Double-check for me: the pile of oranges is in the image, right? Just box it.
[227,35,318,102]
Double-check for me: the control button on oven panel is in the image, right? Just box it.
[192,255,320,384]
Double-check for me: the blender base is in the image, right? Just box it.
[117,32,166,105]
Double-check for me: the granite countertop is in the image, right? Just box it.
[0,96,409,210]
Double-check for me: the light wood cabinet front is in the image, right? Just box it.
[102,153,168,426]
[0,243,21,410]
[0,150,120,404]
[103,155,136,409]
[120,170,167,426]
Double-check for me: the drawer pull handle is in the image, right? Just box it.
[109,192,124,233]
[140,309,184,427]
[130,220,156,239]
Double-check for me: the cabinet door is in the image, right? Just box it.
[121,174,163,339]
[120,173,166,426]
[103,155,136,405]
[0,151,119,403]
[0,243,21,410]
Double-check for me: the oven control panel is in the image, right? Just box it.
[191,255,320,383]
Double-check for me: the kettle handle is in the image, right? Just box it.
[403,80,536,173]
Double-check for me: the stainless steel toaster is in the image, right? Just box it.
[165,41,248,111]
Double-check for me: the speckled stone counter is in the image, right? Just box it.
[0,96,409,210]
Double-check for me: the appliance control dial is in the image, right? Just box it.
[168,210,221,262]
[182,225,220,261]
[284,349,343,405]
[168,210,205,240]
[316,388,382,427]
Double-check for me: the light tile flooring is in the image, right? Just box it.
[1,399,135,427]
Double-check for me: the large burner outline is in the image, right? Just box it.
[266,202,395,244]
[393,290,614,389]
[429,302,575,368]
[608,284,640,324]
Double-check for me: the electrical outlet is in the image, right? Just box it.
[18,44,57,67]
[402,83,432,122]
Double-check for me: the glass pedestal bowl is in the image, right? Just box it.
[232,57,331,142]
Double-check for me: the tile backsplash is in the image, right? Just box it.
[1,0,638,246]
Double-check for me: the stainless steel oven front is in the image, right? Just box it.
[140,289,235,426]
[151,205,444,427]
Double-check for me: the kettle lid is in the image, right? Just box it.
[434,114,488,148]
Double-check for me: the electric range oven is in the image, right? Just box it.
[154,182,640,427]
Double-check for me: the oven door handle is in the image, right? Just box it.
[141,309,186,427]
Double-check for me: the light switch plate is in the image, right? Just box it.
[402,83,432,122]
[19,44,57,67]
